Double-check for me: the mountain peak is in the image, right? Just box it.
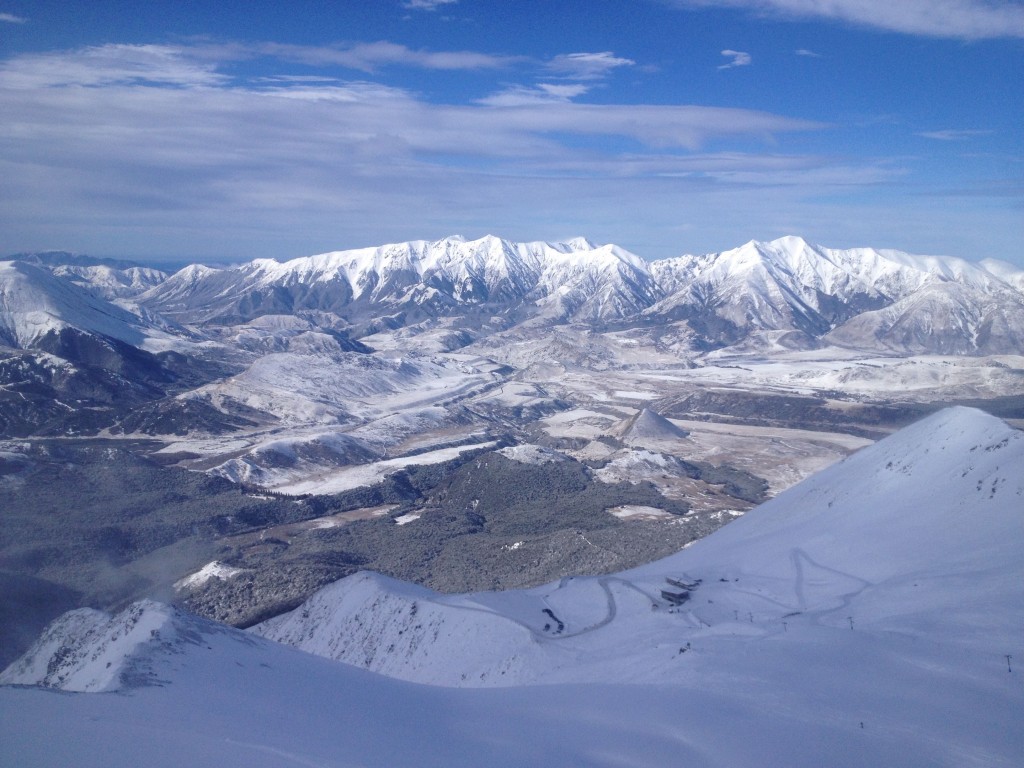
[767,234,811,248]
[613,408,689,441]
[0,260,149,348]
[0,599,179,692]
[664,405,1022,583]
[562,236,599,251]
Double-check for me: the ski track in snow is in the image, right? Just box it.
[789,547,874,617]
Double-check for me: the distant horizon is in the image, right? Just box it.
[1,1,1022,266]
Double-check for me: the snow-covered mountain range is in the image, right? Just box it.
[124,234,1024,354]
[3,234,1022,379]
[3,406,1021,766]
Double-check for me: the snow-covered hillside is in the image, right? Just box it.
[3,407,1021,766]
[251,406,1024,685]
[0,260,151,349]
[51,263,167,301]
[4,237,1021,442]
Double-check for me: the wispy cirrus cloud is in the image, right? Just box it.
[795,48,822,57]
[718,49,752,68]
[2,41,925,262]
[0,12,27,23]
[0,44,228,88]
[203,40,517,73]
[402,0,458,10]
[0,40,519,90]
[480,50,635,108]
[665,0,1024,40]
[917,128,995,140]
[253,75,341,84]
[0,43,825,159]
[530,152,905,187]
[478,82,593,106]
[546,51,636,80]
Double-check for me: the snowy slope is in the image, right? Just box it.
[51,263,167,300]
[254,406,1023,687]
[826,280,1024,354]
[183,344,424,424]
[0,600,177,692]
[651,238,876,337]
[3,407,1022,767]
[0,260,152,349]
[981,257,1024,293]
[254,571,546,684]
[182,334,500,433]
[12,599,1015,768]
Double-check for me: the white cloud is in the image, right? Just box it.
[547,51,636,80]
[478,83,593,106]
[10,41,980,263]
[486,51,635,109]
[257,81,412,102]
[253,75,341,84]
[0,43,824,161]
[0,46,823,216]
[0,38,516,91]
[794,48,822,56]
[0,44,228,89]
[236,41,515,72]
[667,0,1024,40]
[402,0,458,10]
[719,49,752,68]
[0,12,27,23]
[917,128,994,140]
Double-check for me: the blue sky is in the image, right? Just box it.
[0,0,1021,265]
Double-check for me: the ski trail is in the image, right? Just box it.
[790,548,808,611]
[789,547,873,619]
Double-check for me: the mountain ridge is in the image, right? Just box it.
[9,235,1024,355]
[132,234,1024,353]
